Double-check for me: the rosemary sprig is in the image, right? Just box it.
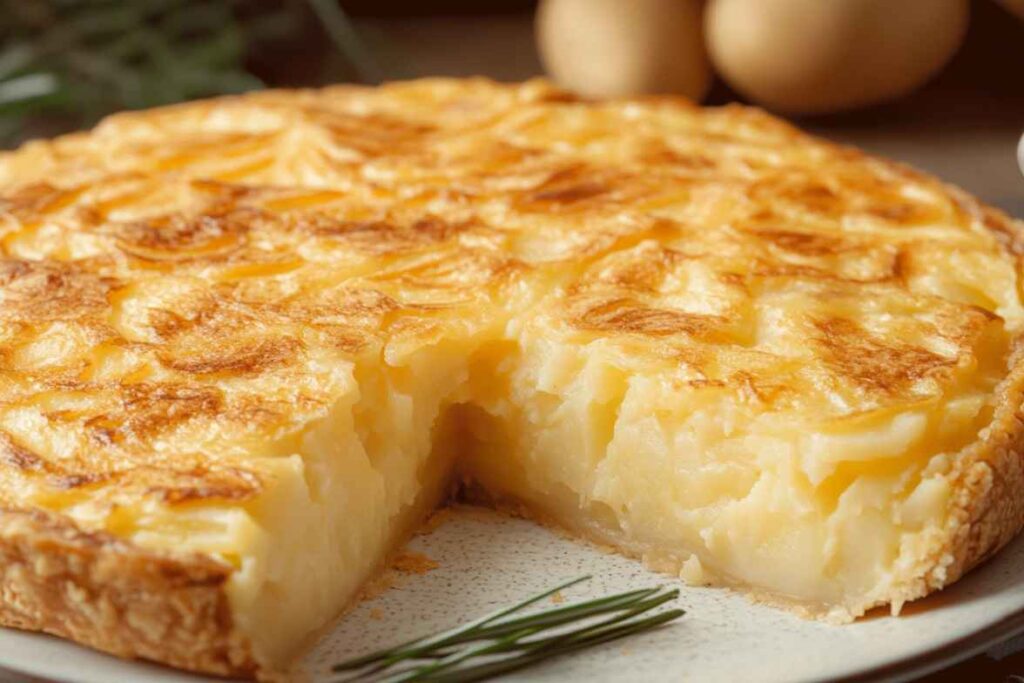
[333,575,685,682]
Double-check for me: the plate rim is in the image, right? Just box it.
[837,600,1024,683]
[4,609,1024,683]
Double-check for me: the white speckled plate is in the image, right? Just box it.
[3,505,1024,683]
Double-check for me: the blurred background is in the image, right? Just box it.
[1,0,1022,217]
[0,1,1023,680]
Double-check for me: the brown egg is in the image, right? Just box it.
[536,0,712,101]
[996,0,1024,21]
[705,0,970,115]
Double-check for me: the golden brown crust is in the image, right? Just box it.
[833,354,1024,621]
[887,200,1024,611]
[0,507,258,677]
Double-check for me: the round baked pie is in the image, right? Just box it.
[0,79,1021,677]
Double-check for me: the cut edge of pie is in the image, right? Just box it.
[2,348,1024,678]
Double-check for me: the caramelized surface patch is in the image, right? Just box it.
[813,317,953,396]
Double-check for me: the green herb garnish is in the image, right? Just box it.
[333,575,684,682]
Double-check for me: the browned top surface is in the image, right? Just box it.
[0,78,1019,518]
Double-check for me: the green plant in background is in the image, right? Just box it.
[0,0,379,146]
